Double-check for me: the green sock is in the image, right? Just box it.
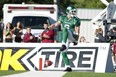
[62,52,70,66]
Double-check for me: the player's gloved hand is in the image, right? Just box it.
[73,32,79,46]
[73,32,79,41]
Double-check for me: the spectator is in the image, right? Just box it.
[94,28,105,43]
[104,0,116,35]
[79,36,86,43]
[112,40,116,70]
[23,27,36,43]
[107,27,116,42]
[112,40,116,62]
[4,22,13,42]
[13,21,23,42]
[39,23,55,43]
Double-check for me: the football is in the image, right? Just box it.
[44,60,53,67]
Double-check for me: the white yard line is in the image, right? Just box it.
[2,71,66,77]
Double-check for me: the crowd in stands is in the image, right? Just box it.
[3,21,57,43]
[4,21,23,43]
[94,27,116,43]
[2,21,116,44]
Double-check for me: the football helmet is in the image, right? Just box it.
[66,5,77,17]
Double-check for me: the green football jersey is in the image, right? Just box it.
[59,15,81,32]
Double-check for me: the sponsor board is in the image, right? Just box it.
[0,43,114,72]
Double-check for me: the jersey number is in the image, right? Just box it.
[64,24,70,29]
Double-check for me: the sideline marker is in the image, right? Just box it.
[39,58,42,71]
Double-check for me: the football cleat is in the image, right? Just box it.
[73,42,78,45]
[64,67,72,72]
[59,45,67,51]
[114,66,116,71]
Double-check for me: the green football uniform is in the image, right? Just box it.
[58,15,81,67]
[59,15,81,43]
[59,15,80,30]
[57,5,81,71]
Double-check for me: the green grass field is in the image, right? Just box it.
[0,71,27,76]
[63,72,116,77]
[0,71,116,77]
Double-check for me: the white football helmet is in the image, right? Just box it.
[66,5,77,17]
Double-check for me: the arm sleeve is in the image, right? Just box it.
[75,17,81,27]
[58,15,64,23]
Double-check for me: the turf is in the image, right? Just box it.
[0,71,116,77]
[63,72,116,77]
[0,71,27,76]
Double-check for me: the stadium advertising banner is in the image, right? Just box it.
[0,43,114,73]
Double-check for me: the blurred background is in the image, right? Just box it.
[0,0,112,20]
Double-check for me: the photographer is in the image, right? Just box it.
[107,27,116,42]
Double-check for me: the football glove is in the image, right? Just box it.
[73,33,79,41]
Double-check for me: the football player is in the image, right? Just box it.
[50,5,81,72]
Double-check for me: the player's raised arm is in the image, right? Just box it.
[49,21,61,29]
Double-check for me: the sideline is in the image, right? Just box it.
[2,71,66,77]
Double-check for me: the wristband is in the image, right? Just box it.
[74,32,79,35]
[75,33,79,35]
[54,23,58,27]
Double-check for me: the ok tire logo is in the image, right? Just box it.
[0,46,98,72]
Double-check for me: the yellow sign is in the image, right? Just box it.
[0,49,29,70]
